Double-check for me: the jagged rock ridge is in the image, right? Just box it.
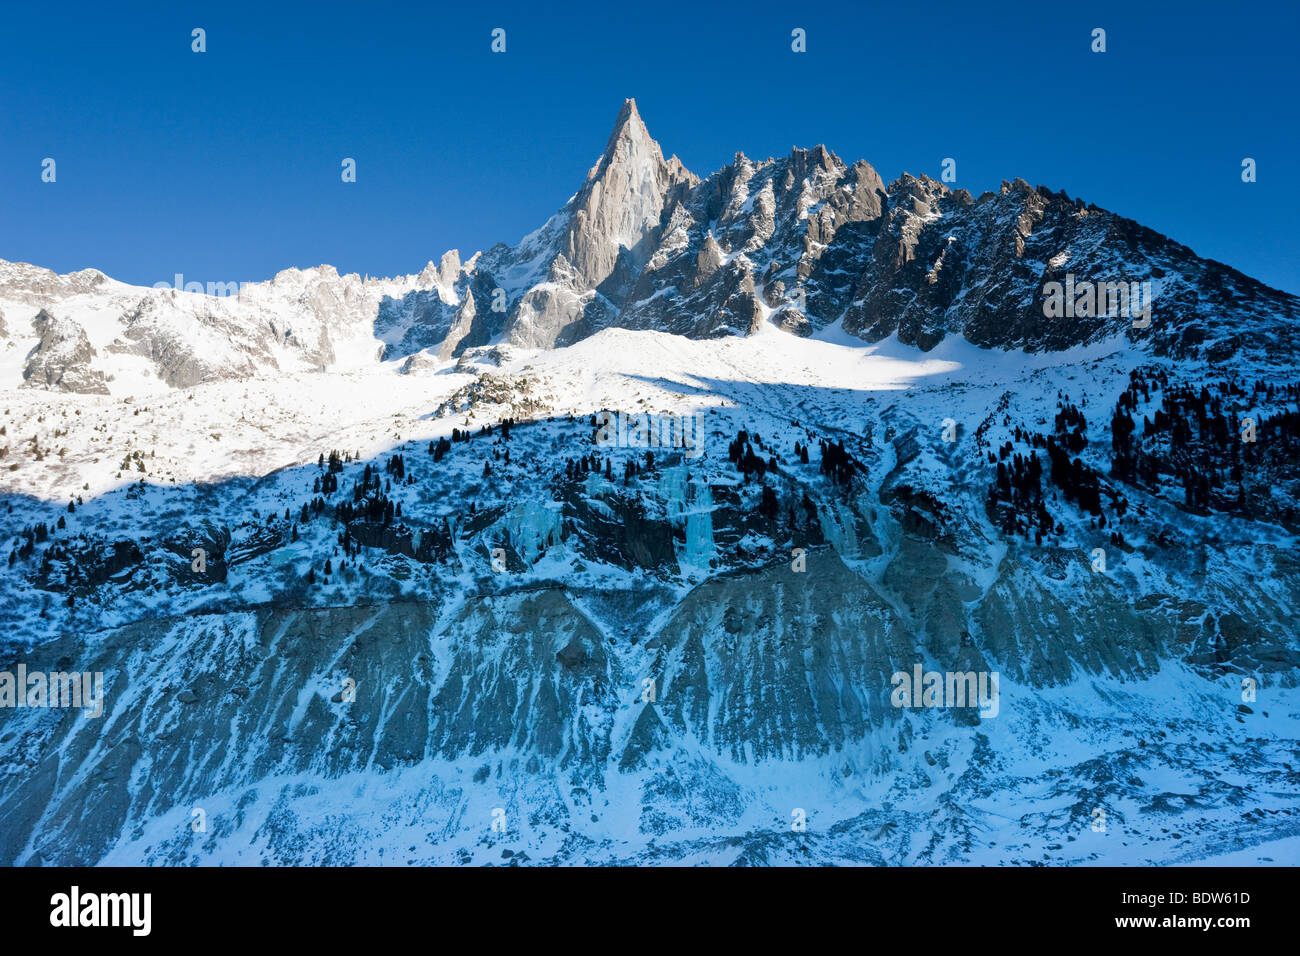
[2,99,1296,396]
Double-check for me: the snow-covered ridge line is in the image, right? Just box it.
[4,99,1296,400]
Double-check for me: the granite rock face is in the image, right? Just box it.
[457,104,1296,363]
[22,309,109,394]
[2,504,1294,865]
[2,100,1295,393]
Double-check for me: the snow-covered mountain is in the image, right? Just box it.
[0,102,1297,867]
[4,99,1295,393]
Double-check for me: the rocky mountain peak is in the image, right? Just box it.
[559,100,698,293]
[4,103,1298,389]
[586,99,653,180]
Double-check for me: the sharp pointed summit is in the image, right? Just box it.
[588,99,651,178]
[562,100,696,292]
[489,100,699,348]
[584,99,693,184]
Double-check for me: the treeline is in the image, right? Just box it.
[728,430,778,479]
[987,395,1130,546]
[1111,369,1300,516]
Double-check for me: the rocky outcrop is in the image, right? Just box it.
[22,309,108,394]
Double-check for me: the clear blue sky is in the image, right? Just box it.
[2,0,1297,294]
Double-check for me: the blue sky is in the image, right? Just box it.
[2,0,1297,293]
